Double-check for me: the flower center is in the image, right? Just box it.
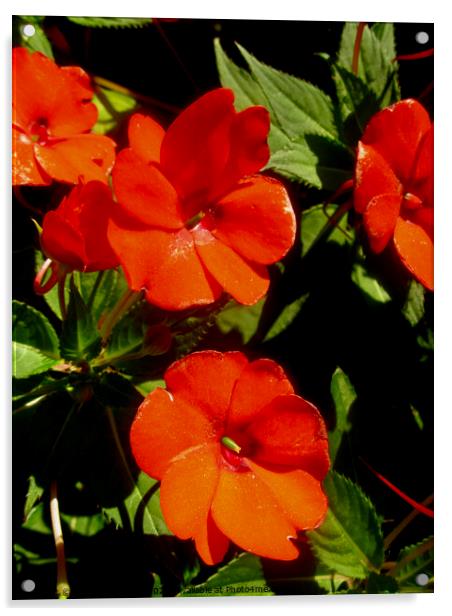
[220,435,250,472]
[29,117,49,144]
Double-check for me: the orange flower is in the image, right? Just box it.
[354,99,433,290]
[130,351,330,564]
[12,47,115,186]
[108,88,296,310]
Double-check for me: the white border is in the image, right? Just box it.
[3,1,452,614]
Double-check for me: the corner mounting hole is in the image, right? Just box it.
[22,24,36,37]
[21,579,36,593]
[415,573,429,586]
[415,31,429,45]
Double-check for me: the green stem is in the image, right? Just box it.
[99,288,142,342]
[384,494,434,550]
[86,270,105,311]
[50,480,70,599]
[58,272,68,320]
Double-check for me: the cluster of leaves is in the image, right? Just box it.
[12,18,433,599]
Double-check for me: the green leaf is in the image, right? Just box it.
[301,204,353,257]
[337,23,400,108]
[103,308,148,363]
[179,553,274,596]
[214,38,261,111]
[67,16,152,28]
[351,262,391,304]
[402,280,425,327]
[92,87,137,135]
[214,39,353,190]
[24,476,44,522]
[236,43,341,142]
[60,279,101,361]
[267,134,354,189]
[366,572,399,594]
[133,379,166,397]
[14,17,54,58]
[12,300,60,378]
[328,368,356,463]
[263,293,309,342]
[390,537,433,590]
[60,512,106,537]
[216,298,265,344]
[307,472,384,579]
[74,268,129,325]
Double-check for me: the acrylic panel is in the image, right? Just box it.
[12,16,433,600]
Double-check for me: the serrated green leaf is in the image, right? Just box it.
[307,472,384,578]
[178,553,273,596]
[24,476,44,522]
[103,308,147,363]
[337,23,400,108]
[214,38,261,111]
[390,536,433,589]
[328,368,356,463]
[216,298,265,345]
[402,280,425,327]
[12,300,60,378]
[67,16,152,28]
[92,86,137,135]
[267,134,354,189]
[351,262,391,304]
[237,43,340,142]
[74,268,129,325]
[301,204,353,257]
[60,280,101,361]
[215,39,352,191]
[263,293,309,342]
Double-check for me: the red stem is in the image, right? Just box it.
[361,457,434,518]
[352,23,366,75]
[394,48,434,62]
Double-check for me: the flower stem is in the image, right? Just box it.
[58,272,68,320]
[352,22,366,75]
[99,288,142,342]
[384,494,434,550]
[50,480,70,599]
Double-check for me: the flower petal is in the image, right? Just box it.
[41,210,86,270]
[363,193,402,253]
[409,125,434,208]
[228,359,294,428]
[393,218,434,291]
[164,351,248,426]
[194,512,230,566]
[13,48,98,136]
[354,142,402,214]
[78,181,120,271]
[107,217,221,310]
[112,148,183,229]
[12,126,50,185]
[34,134,115,184]
[130,388,217,480]
[408,206,434,240]
[244,394,330,480]
[193,227,270,305]
[128,113,165,164]
[249,462,328,530]
[160,89,235,203]
[160,443,220,540]
[207,176,296,265]
[211,468,299,560]
[361,99,431,185]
